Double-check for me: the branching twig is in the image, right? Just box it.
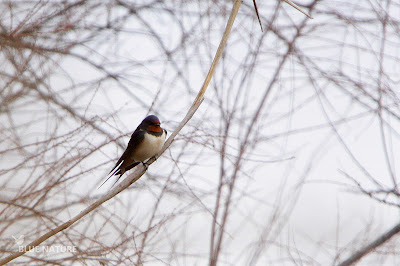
[252,0,313,32]
[338,221,400,266]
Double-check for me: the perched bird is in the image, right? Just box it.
[100,115,167,188]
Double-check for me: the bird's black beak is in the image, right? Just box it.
[154,122,161,126]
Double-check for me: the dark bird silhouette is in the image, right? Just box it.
[100,115,167,188]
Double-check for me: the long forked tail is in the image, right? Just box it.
[98,160,124,189]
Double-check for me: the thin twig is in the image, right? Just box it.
[282,0,313,19]
[252,0,264,31]
[252,0,313,32]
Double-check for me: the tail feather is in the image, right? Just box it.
[111,174,123,187]
[98,160,124,189]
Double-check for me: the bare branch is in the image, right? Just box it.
[338,222,400,266]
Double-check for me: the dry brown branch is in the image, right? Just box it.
[338,221,400,266]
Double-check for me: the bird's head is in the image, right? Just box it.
[141,115,162,133]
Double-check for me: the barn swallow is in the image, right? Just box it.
[99,115,167,188]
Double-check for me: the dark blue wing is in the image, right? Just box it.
[99,128,145,188]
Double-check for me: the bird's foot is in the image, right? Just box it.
[142,156,157,170]
[141,161,149,170]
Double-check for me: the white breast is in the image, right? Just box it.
[133,130,166,162]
